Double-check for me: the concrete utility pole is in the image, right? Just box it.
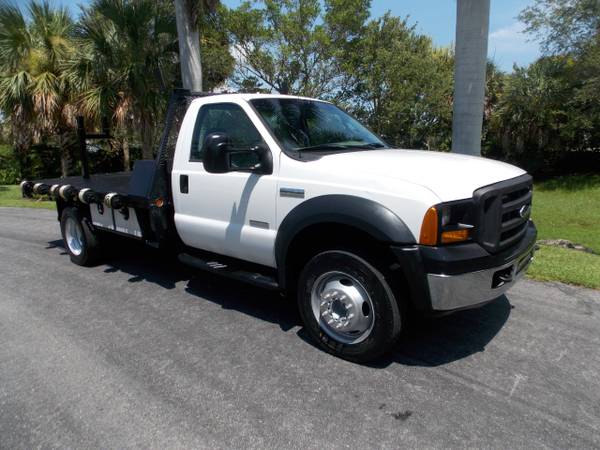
[451,0,491,156]
[174,0,203,91]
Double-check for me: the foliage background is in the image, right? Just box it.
[0,0,598,181]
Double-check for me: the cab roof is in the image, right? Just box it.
[190,92,330,104]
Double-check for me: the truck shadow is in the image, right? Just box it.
[374,296,511,368]
[47,238,511,367]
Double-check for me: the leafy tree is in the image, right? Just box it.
[482,61,506,150]
[0,0,76,177]
[344,14,454,150]
[570,42,600,148]
[227,2,454,149]
[68,0,233,166]
[227,0,327,95]
[321,0,371,101]
[486,57,573,172]
[226,0,370,97]
[519,0,600,54]
[68,0,179,161]
[174,0,234,91]
[483,0,600,175]
[197,4,235,91]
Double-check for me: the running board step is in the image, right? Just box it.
[178,253,280,290]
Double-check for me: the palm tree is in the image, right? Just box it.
[174,0,220,92]
[0,0,75,178]
[69,0,178,161]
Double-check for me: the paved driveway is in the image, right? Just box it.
[1,207,599,449]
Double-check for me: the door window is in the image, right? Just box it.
[190,103,264,161]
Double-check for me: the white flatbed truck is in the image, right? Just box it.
[22,90,536,362]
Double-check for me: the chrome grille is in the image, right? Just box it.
[474,174,533,253]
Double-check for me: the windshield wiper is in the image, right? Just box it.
[296,143,352,152]
[297,142,386,152]
[344,142,387,149]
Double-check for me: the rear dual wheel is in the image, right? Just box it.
[60,207,102,266]
[297,250,404,363]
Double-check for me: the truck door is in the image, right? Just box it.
[172,99,278,267]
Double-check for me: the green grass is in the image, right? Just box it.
[528,246,600,289]
[0,185,54,209]
[529,174,600,289]
[533,174,600,251]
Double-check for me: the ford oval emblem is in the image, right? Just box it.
[519,204,531,218]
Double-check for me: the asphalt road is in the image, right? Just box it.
[1,207,600,449]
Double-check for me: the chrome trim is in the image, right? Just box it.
[280,187,305,198]
[427,248,535,311]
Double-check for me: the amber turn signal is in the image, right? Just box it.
[441,228,471,244]
[419,207,439,245]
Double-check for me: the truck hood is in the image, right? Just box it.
[312,149,526,202]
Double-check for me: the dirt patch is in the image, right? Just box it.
[537,239,597,255]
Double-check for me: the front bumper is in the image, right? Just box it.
[391,221,537,313]
[427,245,534,311]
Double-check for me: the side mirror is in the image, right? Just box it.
[203,132,231,174]
[203,132,273,175]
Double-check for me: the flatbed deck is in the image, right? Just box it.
[39,172,133,196]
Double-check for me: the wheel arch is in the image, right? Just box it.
[275,195,416,290]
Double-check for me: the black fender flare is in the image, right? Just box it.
[275,195,416,288]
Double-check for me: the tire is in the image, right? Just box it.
[297,250,403,363]
[60,207,102,266]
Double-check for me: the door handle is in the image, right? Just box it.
[180,174,189,194]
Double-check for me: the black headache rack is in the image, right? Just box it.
[20,89,216,245]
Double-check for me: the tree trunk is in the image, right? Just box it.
[122,138,131,171]
[174,0,203,91]
[451,0,490,156]
[11,122,32,181]
[12,146,26,181]
[58,134,70,178]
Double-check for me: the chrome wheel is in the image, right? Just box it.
[65,217,84,256]
[310,271,375,344]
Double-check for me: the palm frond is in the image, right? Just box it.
[0,1,30,69]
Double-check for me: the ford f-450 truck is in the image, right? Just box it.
[22,90,536,362]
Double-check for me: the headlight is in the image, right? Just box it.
[419,199,476,246]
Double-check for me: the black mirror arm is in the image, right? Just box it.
[251,144,273,175]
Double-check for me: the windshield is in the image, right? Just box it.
[250,98,388,153]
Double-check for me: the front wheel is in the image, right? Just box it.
[60,207,102,266]
[297,250,403,362]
